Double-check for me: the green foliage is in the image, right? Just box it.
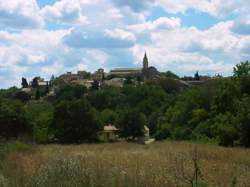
[88,87,122,111]
[24,101,54,143]
[52,99,101,143]
[91,80,99,91]
[14,91,31,102]
[1,61,250,147]
[0,98,28,139]
[55,85,87,101]
[100,109,117,125]
[233,61,250,94]
[237,97,250,147]
[155,123,171,140]
[21,77,29,88]
[117,109,147,139]
[0,141,31,160]
[0,87,18,98]
[160,71,179,79]
[211,113,238,146]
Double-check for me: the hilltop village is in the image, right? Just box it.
[21,53,220,100]
[21,53,161,97]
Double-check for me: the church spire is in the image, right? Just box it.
[143,51,148,69]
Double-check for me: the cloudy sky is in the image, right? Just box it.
[0,0,250,88]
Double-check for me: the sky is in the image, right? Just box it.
[0,0,250,88]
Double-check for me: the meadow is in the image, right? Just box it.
[0,141,250,187]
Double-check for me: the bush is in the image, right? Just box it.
[0,141,31,160]
[155,123,171,140]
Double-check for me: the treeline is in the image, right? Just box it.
[0,61,250,147]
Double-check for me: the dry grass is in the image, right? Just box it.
[1,141,250,187]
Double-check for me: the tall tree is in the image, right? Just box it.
[117,109,147,139]
[52,99,101,143]
[233,61,250,94]
[21,77,29,88]
[194,71,200,81]
[31,77,39,88]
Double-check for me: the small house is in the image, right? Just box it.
[103,125,119,142]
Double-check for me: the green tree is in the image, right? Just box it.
[233,61,250,94]
[194,71,200,80]
[14,91,31,102]
[21,77,29,88]
[101,109,117,125]
[160,71,179,79]
[0,87,18,98]
[52,99,101,143]
[237,97,250,147]
[117,109,147,139]
[91,80,99,91]
[0,98,28,139]
[211,113,238,146]
[55,85,87,101]
[31,77,39,88]
[35,88,40,100]
[24,101,54,143]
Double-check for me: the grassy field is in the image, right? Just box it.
[0,141,250,187]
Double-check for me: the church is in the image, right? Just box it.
[109,52,159,80]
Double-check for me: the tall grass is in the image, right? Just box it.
[1,141,250,187]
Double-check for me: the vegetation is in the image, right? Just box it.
[0,61,250,147]
[0,141,250,187]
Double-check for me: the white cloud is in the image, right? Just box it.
[0,0,43,29]
[155,0,250,17]
[129,17,181,33]
[41,0,90,25]
[105,28,136,42]
[40,61,65,77]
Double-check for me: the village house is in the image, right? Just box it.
[102,125,119,142]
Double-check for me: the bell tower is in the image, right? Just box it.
[143,52,148,70]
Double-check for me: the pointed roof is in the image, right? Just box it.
[143,51,148,60]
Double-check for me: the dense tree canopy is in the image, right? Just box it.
[52,99,101,143]
[0,61,250,147]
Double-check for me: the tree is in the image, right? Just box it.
[21,77,29,88]
[211,113,238,146]
[194,71,200,81]
[52,99,101,143]
[117,109,147,139]
[238,97,250,147]
[55,85,87,101]
[124,76,133,85]
[35,88,40,100]
[233,61,250,78]
[0,98,28,139]
[101,109,117,125]
[233,61,250,94]
[91,80,99,91]
[0,87,18,98]
[45,82,49,95]
[31,77,39,88]
[14,91,31,102]
[160,71,179,79]
[24,101,54,143]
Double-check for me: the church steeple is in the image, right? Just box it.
[143,52,148,70]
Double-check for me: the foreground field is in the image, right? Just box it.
[1,141,250,187]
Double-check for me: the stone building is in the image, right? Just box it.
[102,125,119,142]
[108,52,159,80]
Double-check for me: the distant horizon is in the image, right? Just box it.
[0,0,250,88]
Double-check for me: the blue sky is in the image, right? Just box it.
[0,0,250,88]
